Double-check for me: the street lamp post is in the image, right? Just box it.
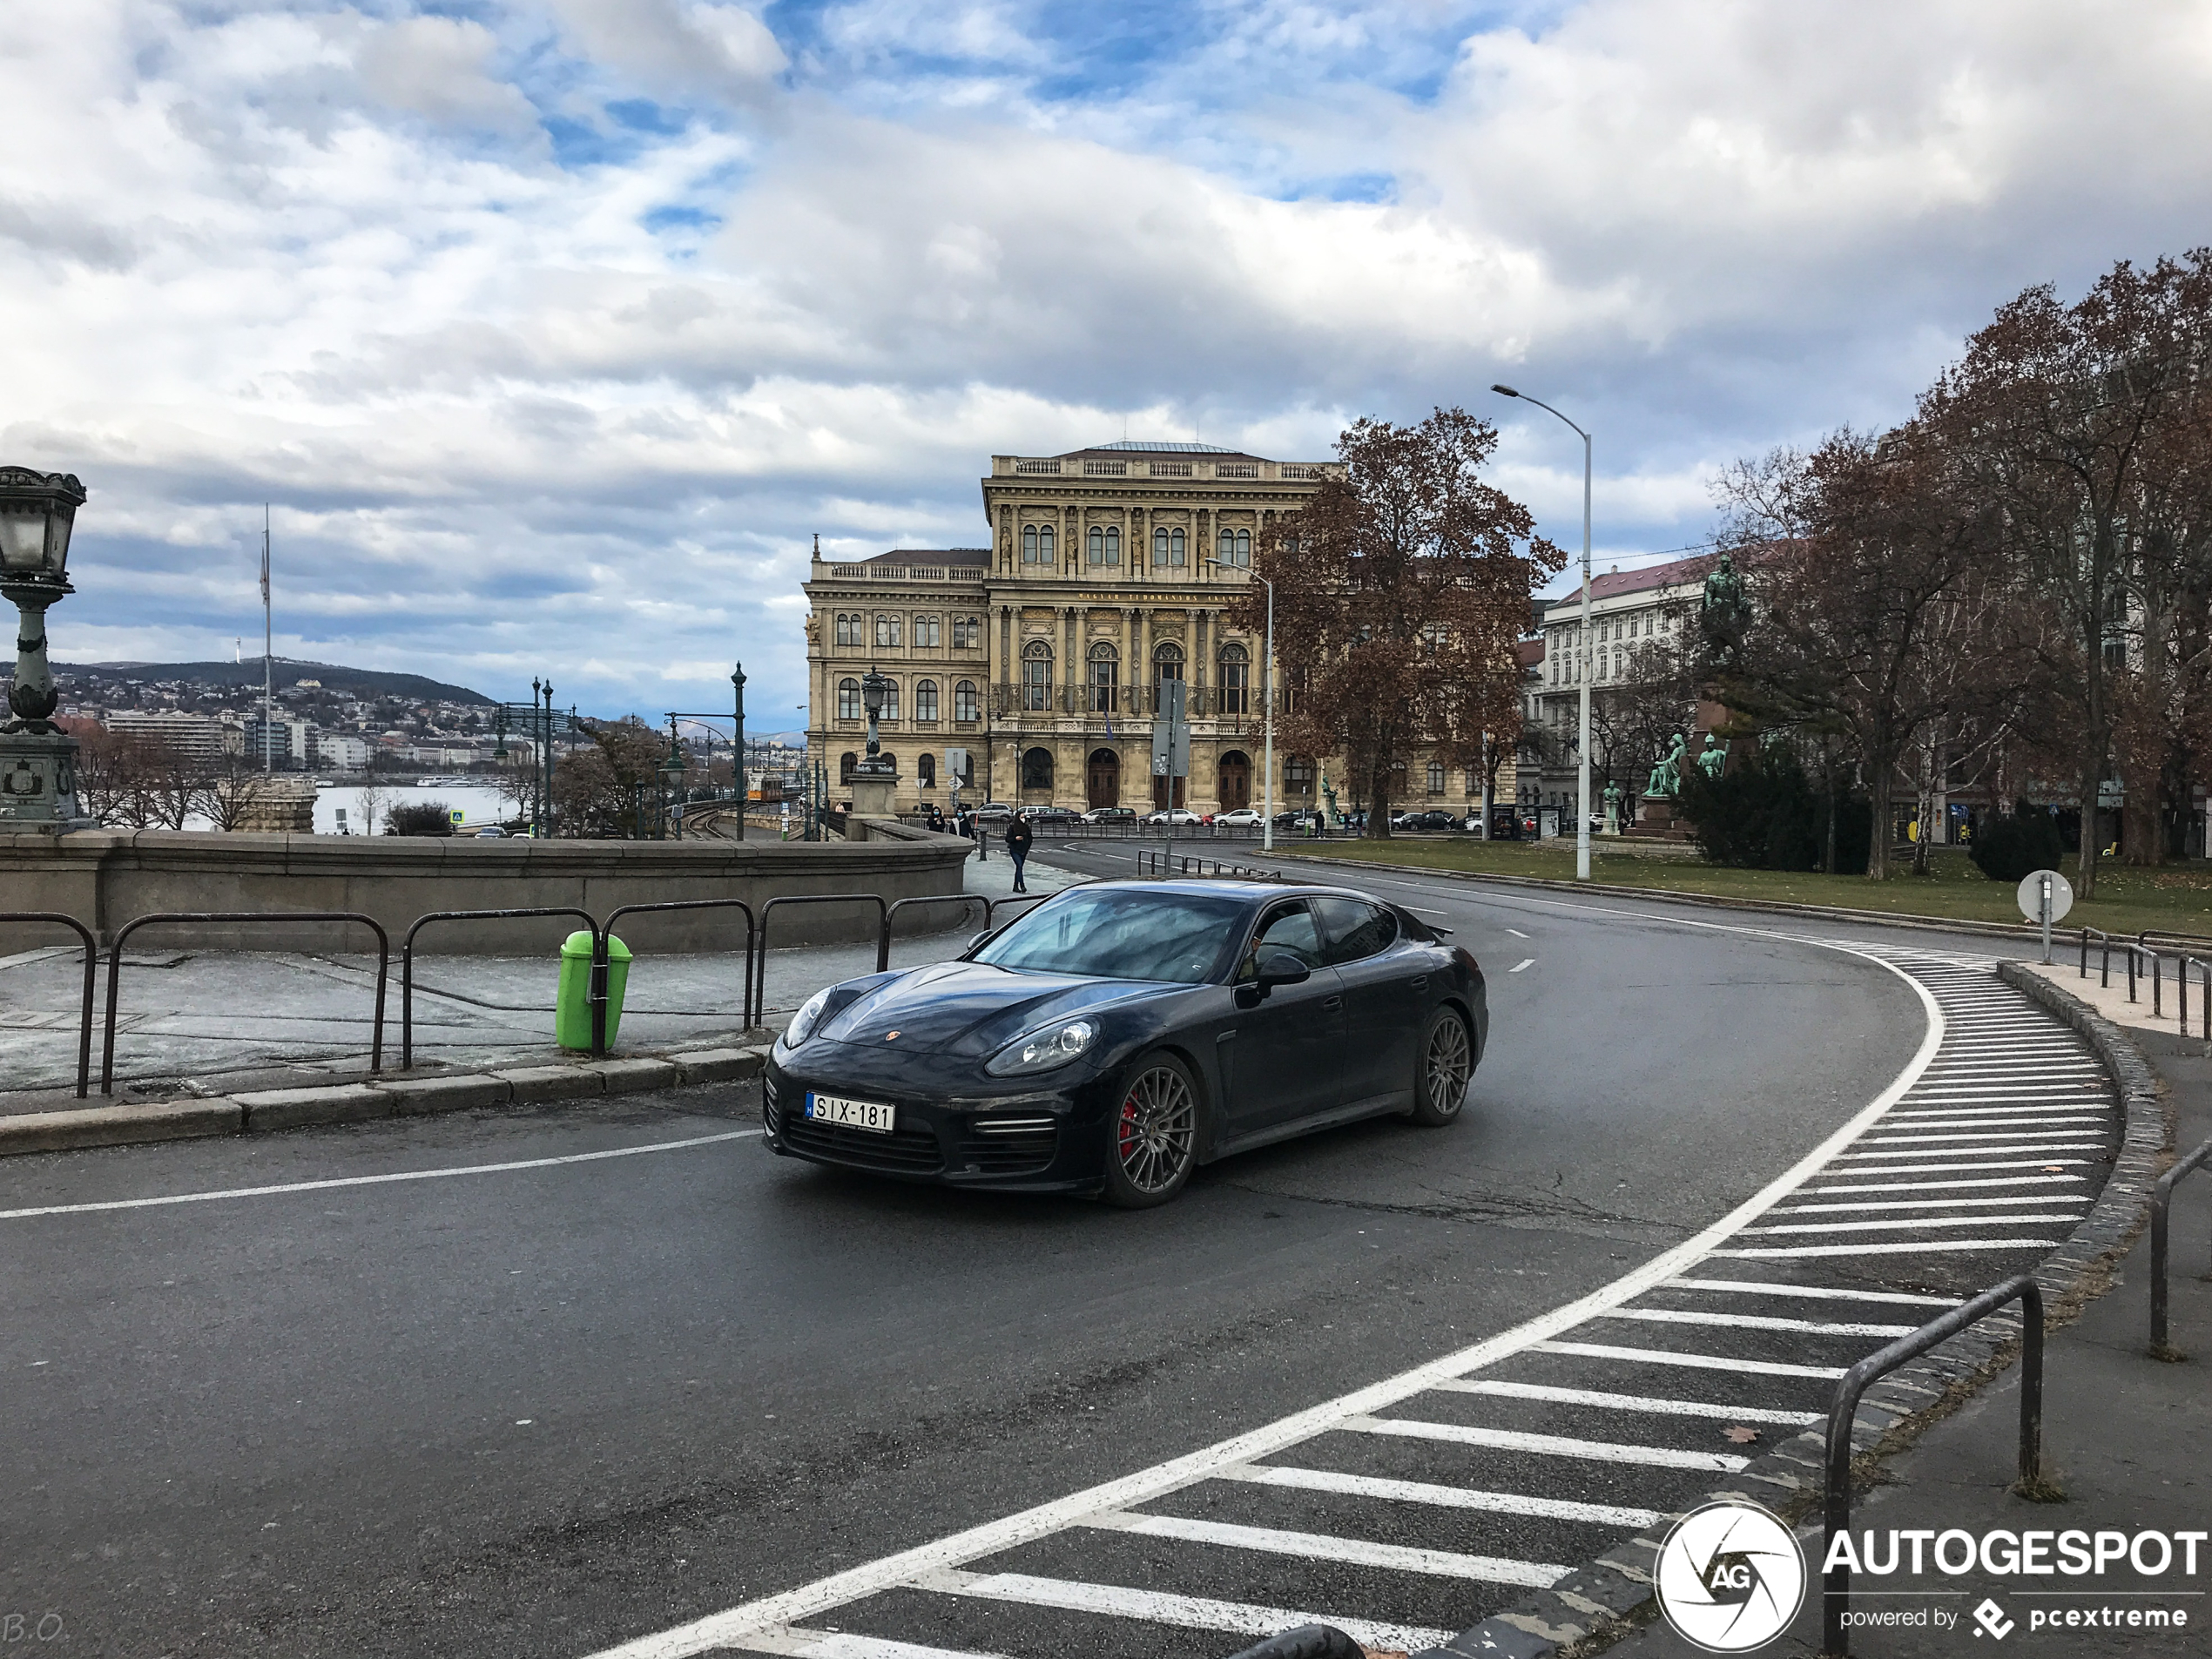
[731,662,746,809]
[1204,557,1276,850]
[1492,385,1593,882]
[0,468,91,831]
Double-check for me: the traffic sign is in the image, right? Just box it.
[2017,869,2074,923]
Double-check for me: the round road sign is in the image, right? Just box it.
[2018,868,2074,924]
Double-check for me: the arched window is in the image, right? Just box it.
[1038,524,1055,563]
[874,614,901,648]
[1088,525,1105,565]
[1022,525,1038,563]
[1021,746,1054,790]
[1088,642,1118,712]
[1152,527,1167,563]
[1218,642,1249,714]
[879,680,900,721]
[915,615,941,648]
[1426,762,1445,795]
[953,678,978,722]
[918,753,936,787]
[1152,642,1184,705]
[1218,527,1233,563]
[837,678,861,720]
[1105,526,1120,565]
[1170,527,1185,565]
[953,616,979,648]
[833,613,859,647]
[1022,641,1053,711]
[1236,529,1252,565]
[914,679,939,722]
[839,752,858,782]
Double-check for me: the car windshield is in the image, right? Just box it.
[974,889,1247,983]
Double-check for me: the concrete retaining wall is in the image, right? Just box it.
[0,822,974,954]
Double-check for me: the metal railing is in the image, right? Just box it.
[1823,1272,2045,1655]
[102,911,391,1095]
[400,907,598,1069]
[0,912,98,1098]
[2079,927,2161,1011]
[752,894,891,1027]
[599,900,757,1041]
[2149,1133,2212,1359]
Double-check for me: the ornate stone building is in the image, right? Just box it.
[802,440,1519,819]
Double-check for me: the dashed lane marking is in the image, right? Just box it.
[1509,957,1536,972]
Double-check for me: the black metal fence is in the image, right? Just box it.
[2149,1132,2212,1359]
[0,911,98,1098]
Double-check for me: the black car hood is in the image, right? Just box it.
[816,960,1179,1057]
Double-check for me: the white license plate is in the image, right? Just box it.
[804,1092,897,1133]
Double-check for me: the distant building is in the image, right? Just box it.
[314,732,373,771]
[103,711,226,758]
[243,717,316,769]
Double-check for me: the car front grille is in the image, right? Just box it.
[954,1114,1061,1176]
[782,1109,946,1174]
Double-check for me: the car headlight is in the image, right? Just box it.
[985,1017,1099,1076]
[785,987,834,1048]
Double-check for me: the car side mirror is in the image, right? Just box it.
[967,929,995,954]
[1255,951,1311,992]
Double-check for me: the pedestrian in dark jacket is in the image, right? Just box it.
[1005,812,1033,892]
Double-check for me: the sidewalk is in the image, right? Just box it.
[1602,1042,2212,1658]
[2024,954,2212,1060]
[0,846,1076,1109]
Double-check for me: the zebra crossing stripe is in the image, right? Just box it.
[1777,1195,2090,1214]
[1661,1277,1956,1306]
[1799,1175,2086,1195]
[1339,1414,1750,1470]
[734,1634,1009,1659]
[1742,1214,2082,1235]
[907,1569,1457,1656]
[1529,1339,1846,1378]
[1220,1461,1667,1527]
[1713,1238,2067,1258]
[1092,1512,1572,1586]
[1606,1307,1916,1336]
[1438,1377,1824,1425]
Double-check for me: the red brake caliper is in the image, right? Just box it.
[1118,1093,1140,1161]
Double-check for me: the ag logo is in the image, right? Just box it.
[1654,1499,1807,1652]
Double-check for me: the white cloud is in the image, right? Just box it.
[356,16,542,137]
[542,0,787,105]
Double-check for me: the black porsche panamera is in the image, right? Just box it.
[763,879,1488,1207]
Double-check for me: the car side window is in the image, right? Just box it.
[1239,901,1323,979]
[1313,896,1398,966]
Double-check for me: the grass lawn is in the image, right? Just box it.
[1269,839,2212,941]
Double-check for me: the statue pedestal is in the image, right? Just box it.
[0,727,91,833]
[848,773,897,819]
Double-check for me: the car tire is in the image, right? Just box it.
[1407,1006,1474,1127]
[1101,1051,1201,1208]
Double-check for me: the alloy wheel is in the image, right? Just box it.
[1425,1015,1471,1113]
[1116,1064,1197,1195]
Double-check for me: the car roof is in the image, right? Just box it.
[1067,877,1388,906]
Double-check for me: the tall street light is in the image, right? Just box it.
[0,468,91,830]
[1493,385,1593,881]
[1204,556,1275,850]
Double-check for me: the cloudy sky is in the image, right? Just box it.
[7,2,2210,722]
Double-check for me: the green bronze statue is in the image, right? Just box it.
[1647,732,1686,798]
[1697,733,1727,779]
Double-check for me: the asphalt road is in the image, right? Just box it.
[4,860,1936,1657]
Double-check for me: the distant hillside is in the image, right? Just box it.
[55,658,496,705]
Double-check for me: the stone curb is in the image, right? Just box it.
[0,1047,768,1159]
[1268,851,2050,946]
[1416,963,2169,1659]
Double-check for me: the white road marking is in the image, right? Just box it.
[0,1129,764,1222]
[1094,1512,1568,1586]
[1607,1307,1915,1337]
[1662,1277,1958,1306]
[911,1570,1455,1656]
[1510,958,1536,973]
[1506,928,1530,939]
[1438,1378,1824,1426]
[1778,1195,2091,1214]
[1714,1238,2067,1258]
[1815,1157,2096,1176]
[1859,1130,2110,1146]
[1801,1175,2087,1196]
[739,1635,1009,1659]
[1837,1143,2106,1160]
[1342,1415,1749,1471]
[1221,1461,1665,1527]
[1532,1340,1845,1379]
[1743,1214,2083,1236]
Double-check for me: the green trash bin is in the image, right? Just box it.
[556,930,631,1051]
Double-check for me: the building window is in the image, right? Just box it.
[1022,525,1038,563]
[1022,642,1053,711]
[837,678,861,720]
[840,751,858,782]
[918,753,936,788]
[1152,642,1184,705]
[1153,527,1167,564]
[915,615,941,648]
[1217,528,1251,567]
[953,616,979,649]
[1089,644,1118,712]
[1106,526,1120,564]
[1285,754,1315,793]
[1218,642,1249,714]
[874,614,902,648]
[880,680,900,721]
[914,679,939,722]
[1021,746,1054,790]
[1039,524,1054,563]
[1089,526,1103,564]
[834,613,860,647]
[954,678,979,722]
[1426,762,1445,795]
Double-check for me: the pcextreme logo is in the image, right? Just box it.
[1655,1500,1810,1653]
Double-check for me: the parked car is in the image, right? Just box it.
[1082,806,1137,824]
[1143,807,1203,826]
[973,802,1015,822]
[1393,809,1460,833]
[1211,807,1265,828]
[765,880,1487,1207]
[1026,805,1082,825]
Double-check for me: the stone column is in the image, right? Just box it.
[1190,608,1206,710]
[1062,606,1078,716]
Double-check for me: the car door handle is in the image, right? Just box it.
[1322,995,1344,1011]
[1409,976,1428,992]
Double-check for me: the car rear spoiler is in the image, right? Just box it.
[1389,902,1452,938]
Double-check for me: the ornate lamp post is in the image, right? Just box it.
[659,718,688,839]
[848,665,897,817]
[0,469,91,830]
